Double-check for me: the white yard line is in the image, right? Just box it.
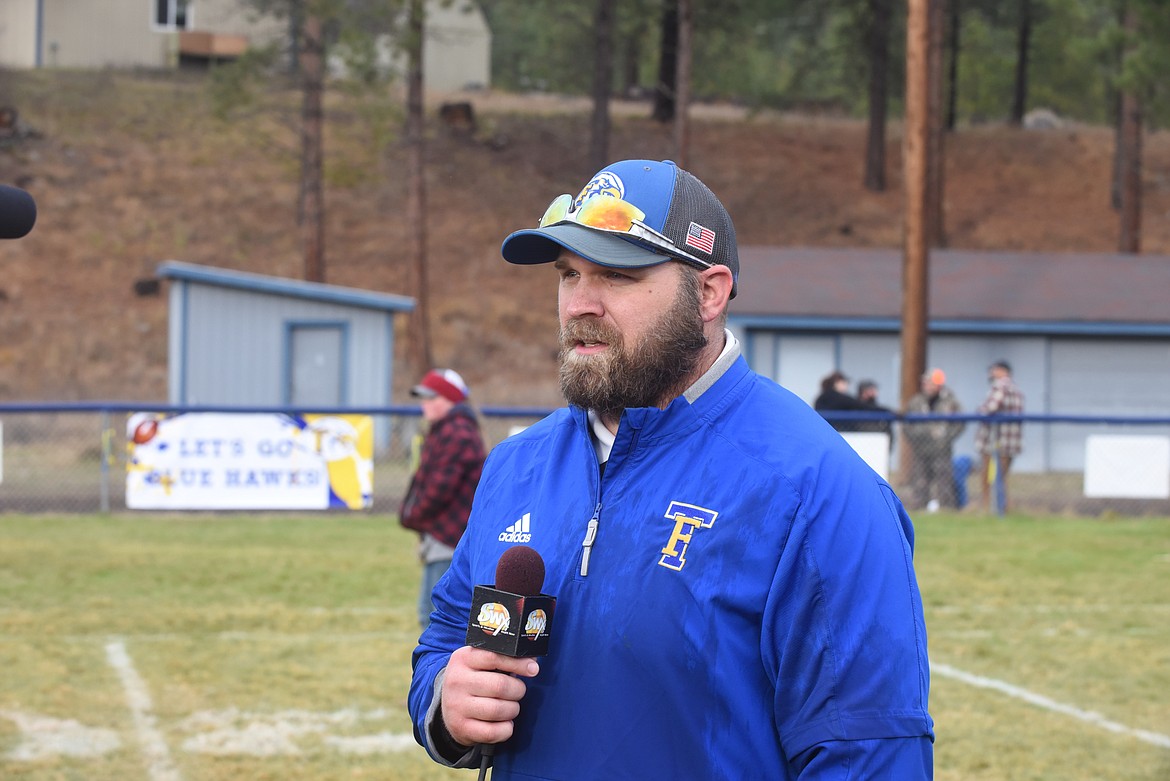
[105,639,183,781]
[933,662,1170,749]
[930,603,1170,614]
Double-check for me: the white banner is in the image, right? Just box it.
[126,413,373,510]
[1083,434,1170,499]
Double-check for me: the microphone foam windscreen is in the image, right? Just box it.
[494,545,546,596]
[0,185,37,239]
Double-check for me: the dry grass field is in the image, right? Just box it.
[2,69,1169,408]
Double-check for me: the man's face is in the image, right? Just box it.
[555,251,707,418]
[419,394,453,423]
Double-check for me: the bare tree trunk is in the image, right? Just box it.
[621,19,646,98]
[651,4,678,123]
[589,0,614,172]
[299,12,325,282]
[673,0,692,167]
[863,0,892,191]
[1118,6,1142,253]
[1110,88,1123,210]
[1009,0,1032,126]
[406,0,433,372]
[926,0,948,247]
[945,0,960,130]
[1109,11,1125,211]
[287,1,302,76]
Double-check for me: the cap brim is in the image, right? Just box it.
[501,223,674,269]
[410,386,438,399]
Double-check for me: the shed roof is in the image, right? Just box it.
[731,247,1170,336]
[157,261,416,313]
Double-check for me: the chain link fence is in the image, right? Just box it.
[2,404,1169,518]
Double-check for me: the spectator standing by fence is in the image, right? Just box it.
[856,378,895,445]
[813,370,869,431]
[904,368,965,512]
[399,368,486,630]
[975,360,1024,513]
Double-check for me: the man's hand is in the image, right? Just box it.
[440,646,540,747]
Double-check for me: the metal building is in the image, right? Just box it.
[729,247,1170,473]
[157,261,414,409]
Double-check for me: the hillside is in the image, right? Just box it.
[1,70,1168,408]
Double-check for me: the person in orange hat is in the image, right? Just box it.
[903,368,966,511]
[400,368,486,629]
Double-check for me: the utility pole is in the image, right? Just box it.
[901,0,930,411]
[900,0,932,486]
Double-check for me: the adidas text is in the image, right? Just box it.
[498,512,532,543]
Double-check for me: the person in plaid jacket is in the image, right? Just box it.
[400,368,486,629]
[975,360,1024,513]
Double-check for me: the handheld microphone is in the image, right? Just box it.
[466,545,556,657]
[0,185,37,239]
[466,545,556,781]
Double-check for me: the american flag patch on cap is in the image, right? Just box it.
[685,222,715,254]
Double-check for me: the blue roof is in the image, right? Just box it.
[157,261,416,313]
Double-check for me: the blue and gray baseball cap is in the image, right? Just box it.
[501,159,739,298]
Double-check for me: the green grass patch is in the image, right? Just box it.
[1,512,1168,779]
[917,513,1170,780]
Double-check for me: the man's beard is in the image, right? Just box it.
[558,273,708,419]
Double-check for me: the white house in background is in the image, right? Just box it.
[0,0,491,92]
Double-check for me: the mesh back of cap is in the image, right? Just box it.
[661,169,739,294]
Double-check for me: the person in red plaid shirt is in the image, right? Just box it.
[400,368,486,629]
[976,360,1024,513]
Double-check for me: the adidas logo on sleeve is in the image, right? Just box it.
[498,512,532,543]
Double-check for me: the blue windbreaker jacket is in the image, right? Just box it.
[410,355,934,779]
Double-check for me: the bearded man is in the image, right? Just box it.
[408,159,935,780]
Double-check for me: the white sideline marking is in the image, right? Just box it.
[933,662,1170,749]
[105,639,183,781]
[177,707,415,756]
[0,709,120,759]
[931,603,1170,615]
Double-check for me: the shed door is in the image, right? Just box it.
[288,324,344,407]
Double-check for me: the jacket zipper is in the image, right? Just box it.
[580,502,601,577]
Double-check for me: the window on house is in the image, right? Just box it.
[154,0,192,30]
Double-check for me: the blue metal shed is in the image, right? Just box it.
[156,261,415,408]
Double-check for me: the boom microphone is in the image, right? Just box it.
[0,185,37,239]
[465,546,556,780]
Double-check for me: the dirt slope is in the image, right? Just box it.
[1,71,1168,407]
